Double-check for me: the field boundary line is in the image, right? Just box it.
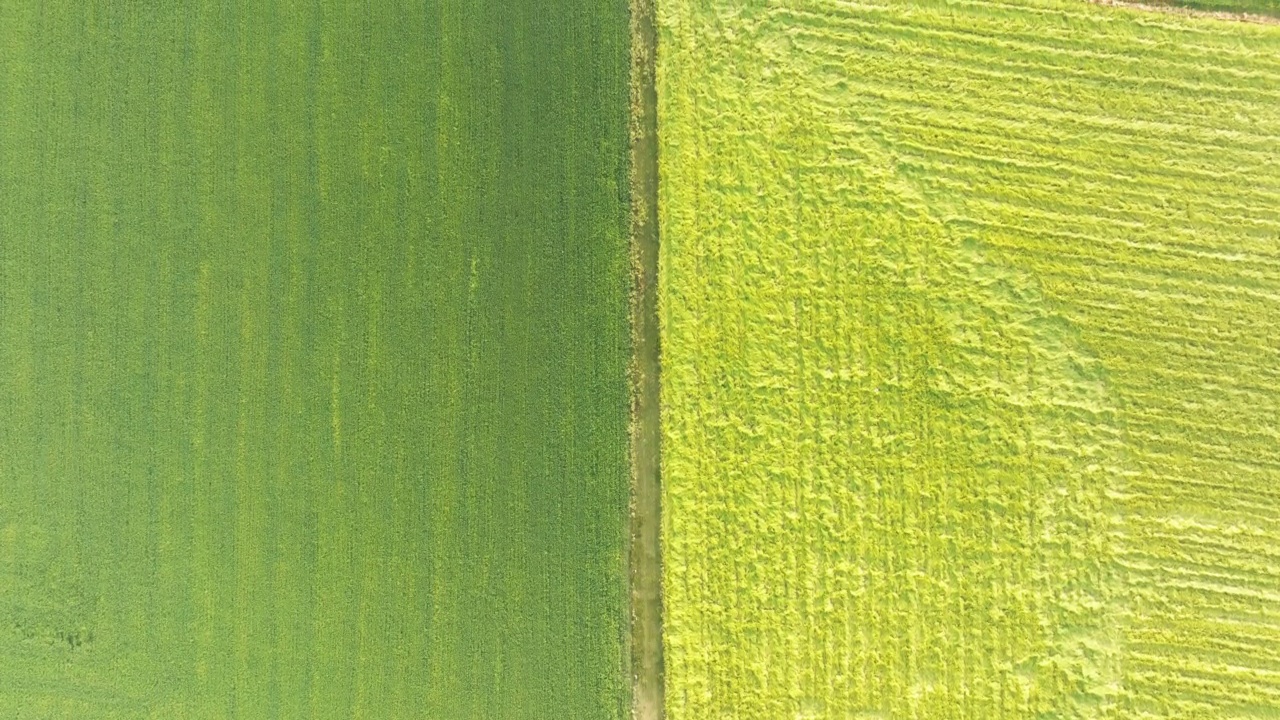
[627,0,664,717]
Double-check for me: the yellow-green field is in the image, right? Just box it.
[658,1,1280,718]
[0,3,630,718]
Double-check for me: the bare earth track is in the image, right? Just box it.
[628,0,664,719]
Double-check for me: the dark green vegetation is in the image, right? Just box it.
[0,2,630,718]
[1143,0,1280,17]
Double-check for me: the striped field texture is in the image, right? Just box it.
[0,3,629,718]
[658,1,1280,718]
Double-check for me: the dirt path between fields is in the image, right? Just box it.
[628,0,664,718]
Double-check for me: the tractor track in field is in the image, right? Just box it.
[627,0,663,718]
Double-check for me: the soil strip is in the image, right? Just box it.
[628,0,664,718]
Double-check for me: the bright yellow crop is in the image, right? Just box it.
[658,1,1280,717]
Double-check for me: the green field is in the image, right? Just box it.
[658,1,1280,718]
[0,2,630,718]
[1143,0,1280,16]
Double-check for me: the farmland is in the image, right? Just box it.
[657,1,1280,718]
[0,2,630,718]
[1137,0,1280,17]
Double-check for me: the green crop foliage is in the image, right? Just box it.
[1147,0,1280,17]
[0,2,630,718]
[658,1,1280,718]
